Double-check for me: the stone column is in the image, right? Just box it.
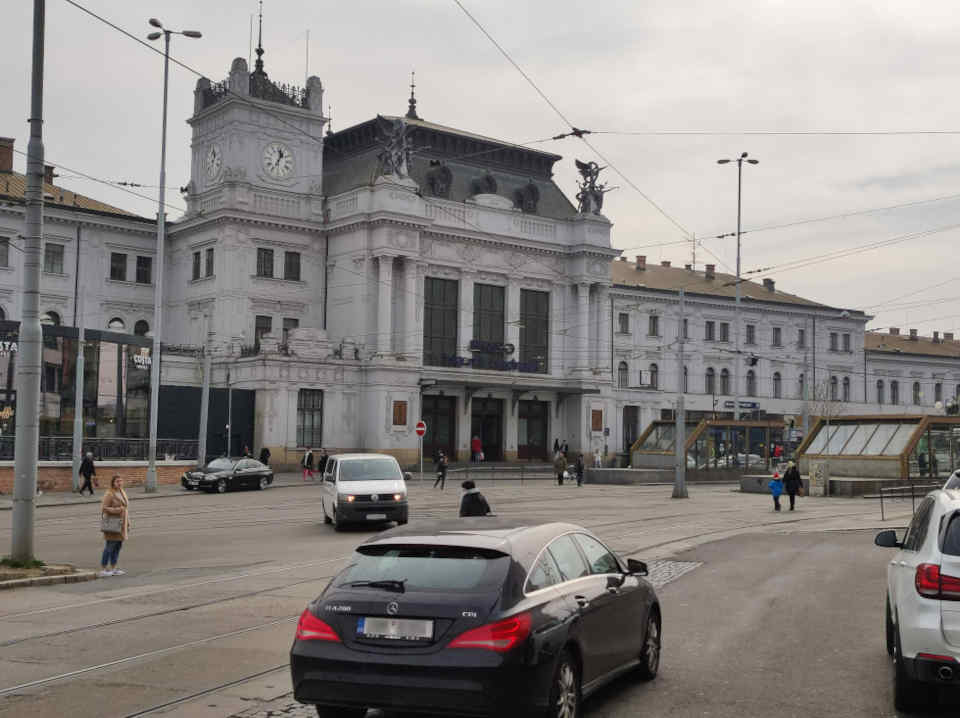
[459,270,475,356]
[404,258,421,361]
[596,285,611,377]
[550,282,564,376]
[378,255,393,356]
[577,282,590,373]
[506,277,521,360]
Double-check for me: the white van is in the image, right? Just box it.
[320,453,410,530]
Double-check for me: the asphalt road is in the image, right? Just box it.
[0,480,949,717]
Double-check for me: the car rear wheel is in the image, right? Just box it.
[314,706,365,718]
[636,607,661,680]
[894,625,934,712]
[885,596,894,657]
[547,648,580,718]
[216,479,227,494]
[258,476,269,490]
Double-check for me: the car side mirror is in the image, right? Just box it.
[403,472,413,482]
[627,558,648,576]
[875,529,902,548]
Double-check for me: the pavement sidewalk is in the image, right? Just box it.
[0,471,312,510]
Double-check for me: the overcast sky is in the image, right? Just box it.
[5,0,960,335]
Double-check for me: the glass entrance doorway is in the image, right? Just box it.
[518,400,549,460]
[471,397,504,462]
[422,395,457,462]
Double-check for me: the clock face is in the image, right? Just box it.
[262,142,294,179]
[205,144,222,180]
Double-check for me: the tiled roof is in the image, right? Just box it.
[866,332,960,358]
[610,259,855,310]
[0,171,144,219]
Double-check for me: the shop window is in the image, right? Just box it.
[136,256,152,284]
[296,389,323,447]
[520,289,549,374]
[392,400,408,426]
[256,248,274,278]
[618,361,628,388]
[284,251,301,281]
[591,409,603,432]
[423,277,459,366]
[44,243,64,274]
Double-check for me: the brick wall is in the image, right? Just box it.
[0,463,190,494]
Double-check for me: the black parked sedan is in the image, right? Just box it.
[181,457,274,493]
[290,519,661,718]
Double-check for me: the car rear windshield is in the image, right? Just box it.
[944,513,960,556]
[204,458,234,472]
[340,458,401,481]
[335,544,510,593]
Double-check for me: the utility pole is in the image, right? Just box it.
[197,314,212,466]
[226,366,233,457]
[673,289,688,498]
[11,0,45,562]
[802,316,810,441]
[70,292,85,491]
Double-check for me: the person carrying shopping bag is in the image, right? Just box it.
[99,475,131,577]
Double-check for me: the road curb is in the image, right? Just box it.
[0,570,98,590]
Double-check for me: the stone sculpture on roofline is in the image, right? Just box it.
[376,115,417,179]
[575,159,615,215]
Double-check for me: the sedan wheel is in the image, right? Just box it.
[259,476,269,490]
[548,649,580,718]
[216,478,227,494]
[637,609,661,680]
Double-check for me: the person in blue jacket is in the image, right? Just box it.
[769,473,784,512]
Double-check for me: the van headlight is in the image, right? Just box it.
[342,494,356,503]
[393,493,403,501]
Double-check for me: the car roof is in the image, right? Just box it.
[925,488,960,508]
[330,453,400,461]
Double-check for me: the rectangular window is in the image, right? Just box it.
[423,277,459,366]
[745,324,756,345]
[618,312,630,334]
[842,333,851,352]
[282,317,299,344]
[648,315,660,337]
[109,252,127,281]
[205,247,214,277]
[136,255,152,284]
[591,409,603,432]
[520,289,549,374]
[830,332,838,351]
[719,322,730,342]
[705,321,715,341]
[192,251,201,280]
[0,237,9,268]
[772,327,782,346]
[43,243,64,274]
[296,389,323,448]
[798,328,806,348]
[254,315,272,347]
[473,283,505,368]
[392,400,408,427]
[284,251,301,281]
[682,318,689,339]
[256,248,274,278]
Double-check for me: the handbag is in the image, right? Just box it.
[798,486,805,497]
[100,512,123,533]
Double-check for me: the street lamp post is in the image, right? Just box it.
[717,152,759,427]
[144,19,201,492]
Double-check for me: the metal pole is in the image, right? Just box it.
[226,367,233,457]
[802,316,810,440]
[71,292,85,492]
[673,289,688,498]
[11,0,45,562]
[419,435,423,483]
[145,30,171,492]
[197,314,212,466]
[733,158,742,424]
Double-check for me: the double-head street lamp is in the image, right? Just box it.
[717,152,759,423]
[144,19,201,492]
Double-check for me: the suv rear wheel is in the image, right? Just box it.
[893,626,934,712]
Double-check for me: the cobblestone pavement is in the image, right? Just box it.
[229,559,702,718]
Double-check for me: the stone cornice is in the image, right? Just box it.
[169,210,321,237]
[0,203,155,237]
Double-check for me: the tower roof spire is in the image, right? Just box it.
[254,0,265,73]
[405,70,420,120]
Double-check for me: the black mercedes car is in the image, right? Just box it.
[290,519,661,717]
[181,457,274,493]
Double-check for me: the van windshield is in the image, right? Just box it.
[340,458,402,481]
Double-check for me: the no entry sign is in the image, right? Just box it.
[415,421,427,437]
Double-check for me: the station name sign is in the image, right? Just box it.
[468,340,515,355]
[0,341,18,357]
[438,353,541,373]
[130,348,152,369]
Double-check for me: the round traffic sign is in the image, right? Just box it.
[415,420,427,437]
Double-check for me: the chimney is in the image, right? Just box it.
[946,332,955,342]
[43,164,55,185]
[705,264,715,279]
[889,327,900,335]
[0,138,12,173]
[933,331,941,343]
[763,278,775,292]
[660,260,671,268]
[635,255,646,271]
[909,328,918,341]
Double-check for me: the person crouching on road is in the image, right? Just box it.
[459,480,492,517]
[783,461,803,511]
[99,475,131,577]
[554,450,568,486]
[769,472,784,512]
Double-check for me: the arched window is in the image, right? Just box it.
[935,383,943,403]
[772,372,782,399]
[682,366,688,393]
[0,306,5,321]
[44,310,61,326]
[746,370,756,397]
[891,380,900,405]
[134,320,150,336]
[877,380,885,405]
[107,317,125,331]
[798,372,805,399]
[618,361,628,389]
[720,368,730,395]
[842,377,850,402]
[706,367,716,395]
[913,381,922,405]
[649,363,659,390]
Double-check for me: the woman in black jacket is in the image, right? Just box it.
[459,480,492,517]
[783,461,803,511]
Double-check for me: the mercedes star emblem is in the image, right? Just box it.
[386,601,400,616]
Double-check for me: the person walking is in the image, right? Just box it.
[259,447,271,466]
[769,472,784,512]
[553,438,561,454]
[317,448,329,476]
[561,441,569,459]
[302,448,315,481]
[242,445,252,458]
[459,480,493,517]
[99,475,130,577]
[434,452,448,490]
[471,435,482,463]
[783,461,803,511]
[554,450,568,486]
[575,454,585,487]
[79,451,96,496]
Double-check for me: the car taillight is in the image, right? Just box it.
[915,564,960,601]
[449,612,531,652]
[295,609,341,642]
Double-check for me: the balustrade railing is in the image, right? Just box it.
[0,437,199,462]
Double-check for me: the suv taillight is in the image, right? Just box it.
[449,612,532,652]
[915,564,960,601]
[295,609,341,641]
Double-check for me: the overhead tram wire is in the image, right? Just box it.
[591,129,960,136]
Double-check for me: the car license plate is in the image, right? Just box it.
[357,616,433,641]
[189,480,198,486]
[366,513,387,520]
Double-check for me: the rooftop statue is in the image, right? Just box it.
[575,159,614,215]
[376,116,416,178]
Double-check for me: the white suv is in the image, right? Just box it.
[876,488,960,712]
